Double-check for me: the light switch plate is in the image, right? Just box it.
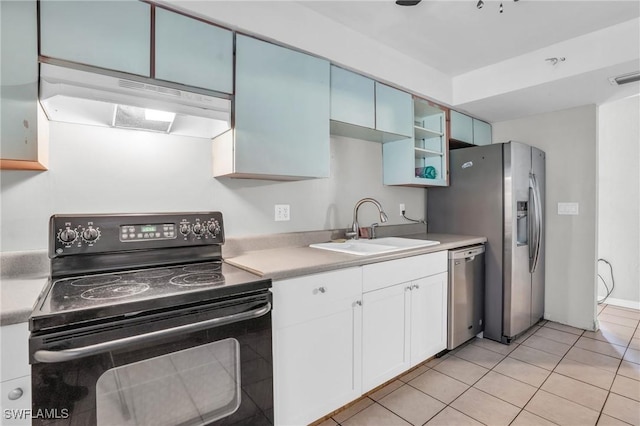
[558,202,579,215]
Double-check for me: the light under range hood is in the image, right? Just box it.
[39,63,231,139]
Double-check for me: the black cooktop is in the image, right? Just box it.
[30,261,270,332]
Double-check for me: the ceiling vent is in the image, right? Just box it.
[608,71,640,86]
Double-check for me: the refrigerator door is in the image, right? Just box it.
[530,148,546,325]
[427,144,504,342]
[503,142,534,339]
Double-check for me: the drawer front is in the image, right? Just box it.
[273,267,362,328]
[363,251,447,293]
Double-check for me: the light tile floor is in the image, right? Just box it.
[321,304,640,426]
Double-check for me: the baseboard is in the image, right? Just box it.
[601,297,640,310]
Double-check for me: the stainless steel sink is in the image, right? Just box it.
[309,237,440,256]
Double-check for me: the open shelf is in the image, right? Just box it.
[383,97,448,187]
[414,147,442,158]
[414,125,444,140]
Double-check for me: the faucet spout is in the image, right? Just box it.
[351,198,388,240]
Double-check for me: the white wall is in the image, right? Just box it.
[597,95,640,308]
[492,105,598,330]
[0,122,425,252]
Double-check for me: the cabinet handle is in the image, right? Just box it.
[405,286,412,291]
[314,286,326,294]
[413,284,420,290]
[355,300,362,306]
[8,388,23,401]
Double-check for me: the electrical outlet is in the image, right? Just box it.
[399,203,405,216]
[275,204,290,221]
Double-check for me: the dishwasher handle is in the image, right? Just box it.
[449,245,485,260]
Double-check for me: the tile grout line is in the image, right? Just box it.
[331,309,640,426]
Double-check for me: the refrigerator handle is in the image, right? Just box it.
[528,176,536,271]
[531,173,543,273]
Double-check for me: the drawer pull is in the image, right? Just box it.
[355,300,362,306]
[314,286,327,295]
[8,388,23,400]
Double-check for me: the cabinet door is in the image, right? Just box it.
[155,8,233,93]
[273,269,362,426]
[235,35,330,179]
[330,66,375,129]
[450,110,473,144]
[0,0,39,163]
[375,83,413,137]
[275,304,361,426]
[40,0,151,76]
[362,283,410,392]
[410,273,448,366]
[473,119,492,146]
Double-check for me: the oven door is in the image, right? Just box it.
[30,292,272,426]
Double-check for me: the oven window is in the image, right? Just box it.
[96,338,241,426]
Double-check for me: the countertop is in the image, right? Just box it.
[226,233,486,280]
[0,233,486,326]
[1,276,47,326]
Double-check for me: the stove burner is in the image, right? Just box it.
[81,283,150,300]
[170,273,224,287]
[71,275,123,287]
[182,263,222,273]
[131,269,173,279]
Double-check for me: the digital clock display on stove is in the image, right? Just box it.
[120,223,176,242]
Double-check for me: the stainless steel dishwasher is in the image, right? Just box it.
[448,245,485,350]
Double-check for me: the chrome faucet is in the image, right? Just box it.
[347,198,389,240]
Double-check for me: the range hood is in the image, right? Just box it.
[39,63,231,139]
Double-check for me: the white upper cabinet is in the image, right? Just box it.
[329,66,413,142]
[383,98,448,187]
[450,110,473,144]
[451,110,492,146]
[214,35,330,180]
[40,0,151,76]
[1,0,48,170]
[154,9,233,93]
[375,82,413,138]
[473,118,492,146]
[330,66,375,129]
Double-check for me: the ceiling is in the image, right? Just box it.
[298,0,640,121]
[171,0,640,122]
[300,1,640,76]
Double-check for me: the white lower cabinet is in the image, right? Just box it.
[273,268,362,426]
[362,253,448,391]
[273,251,448,425]
[1,323,31,425]
[362,282,410,390]
[409,273,448,364]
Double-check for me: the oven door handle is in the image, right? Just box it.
[33,302,271,364]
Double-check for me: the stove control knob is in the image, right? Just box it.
[208,220,221,236]
[82,227,100,243]
[179,224,190,236]
[58,229,78,244]
[192,223,205,236]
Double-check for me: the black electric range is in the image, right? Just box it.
[30,212,270,333]
[29,212,274,426]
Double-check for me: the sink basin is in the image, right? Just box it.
[366,237,440,249]
[309,237,440,256]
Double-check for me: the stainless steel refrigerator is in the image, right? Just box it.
[428,141,545,343]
